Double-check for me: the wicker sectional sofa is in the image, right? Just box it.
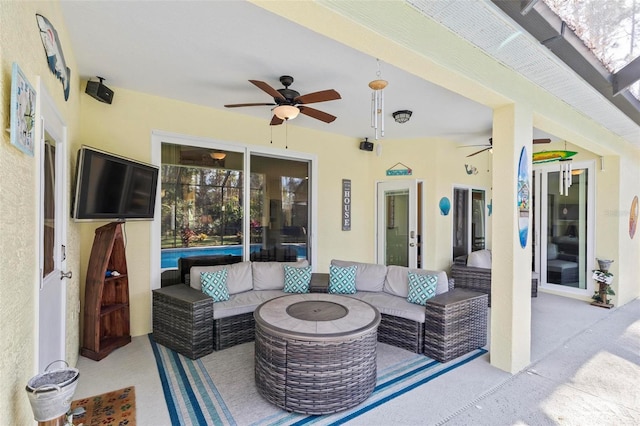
[153,258,487,362]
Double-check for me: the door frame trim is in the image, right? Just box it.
[37,80,68,371]
[375,179,425,267]
[533,160,595,297]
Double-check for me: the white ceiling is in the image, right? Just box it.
[57,1,497,144]
[58,1,634,148]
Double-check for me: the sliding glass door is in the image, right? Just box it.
[249,154,310,262]
[533,162,594,294]
[157,138,313,285]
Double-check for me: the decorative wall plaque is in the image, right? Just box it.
[342,179,351,231]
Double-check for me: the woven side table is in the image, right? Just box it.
[423,289,488,363]
[309,272,329,293]
[152,284,214,359]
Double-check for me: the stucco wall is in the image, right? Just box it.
[1,1,81,424]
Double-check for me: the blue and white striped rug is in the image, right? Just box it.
[149,335,487,426]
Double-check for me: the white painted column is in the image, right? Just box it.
[490,103,533,373]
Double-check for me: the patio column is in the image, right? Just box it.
[490,103,533,373]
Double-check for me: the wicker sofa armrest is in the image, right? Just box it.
[152,284,214,359]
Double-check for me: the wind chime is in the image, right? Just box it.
[369,59,388,140]
[559,141,573,196]
[559,159,572,195]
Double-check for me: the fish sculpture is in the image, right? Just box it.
[36,14,71,101]
[532,150,577,163]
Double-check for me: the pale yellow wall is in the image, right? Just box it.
[1,2,81,424]
[77,86,374,336]
[372,137,493,272]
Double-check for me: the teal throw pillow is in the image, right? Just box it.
[407,271,438,306]
[201,269,230,302]
[328,264,357,294]
[283,265,312,293]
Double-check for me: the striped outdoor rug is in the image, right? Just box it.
[149,334,487,426]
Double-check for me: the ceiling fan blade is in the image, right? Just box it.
[458,144,491,148]
[224,102,275,108]
[466,147,492,157]
[270,115,284,126]
[294,89,341,105]
[533,138,551,144]
[298,106,337,123]
[249,80,285,101]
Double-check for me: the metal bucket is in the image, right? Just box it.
[597,258,614,272]
[25,361,80,422]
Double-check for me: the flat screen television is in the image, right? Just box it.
[72,146,159,221]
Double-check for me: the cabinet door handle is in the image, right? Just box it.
[60,270,72,280]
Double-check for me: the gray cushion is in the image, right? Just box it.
[466,249,491,268]
[348,292,426,323]
[252,260,309,290]
[212,290,285,319]
[547,259,578,272]
[384,265,449,297]
[190,261,252,295]
[330,259,387,292]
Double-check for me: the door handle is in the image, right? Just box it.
[60,270,72,280]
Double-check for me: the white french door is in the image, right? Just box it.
[376,180,423,268]
[38,84,68,371]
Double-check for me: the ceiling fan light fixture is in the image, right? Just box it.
[273,105,299,120]
[392,110,412,123]
[210,152,226,160]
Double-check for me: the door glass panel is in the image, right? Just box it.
[546,169,588,288]
[43,137,55,278]
[471,190,485,251]
[160,143,244,269]
[249,155,309,262]
[452,188,469,259]
[385,189,409,266]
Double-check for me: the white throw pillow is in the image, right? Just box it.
[466,249,492,269]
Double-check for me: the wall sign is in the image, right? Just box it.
[342,179,351,231]
[386,162,412,176]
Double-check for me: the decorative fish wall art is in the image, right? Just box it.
[36,14,71,101]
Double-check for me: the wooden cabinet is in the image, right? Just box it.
[81,222,131,360]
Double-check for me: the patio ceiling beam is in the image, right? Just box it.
[612,55,640,96]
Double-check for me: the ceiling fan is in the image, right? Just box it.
[465,137,551,157]
[224,75,341,125]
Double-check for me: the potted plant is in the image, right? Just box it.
[591,258,615,308]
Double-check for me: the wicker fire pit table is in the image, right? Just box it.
[254,293,381,415]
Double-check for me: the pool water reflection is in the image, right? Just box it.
[161,244,307,269]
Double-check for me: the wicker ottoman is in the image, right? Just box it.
[254,294,380,415]
[152,285,214,359]
[423,289,488,363]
